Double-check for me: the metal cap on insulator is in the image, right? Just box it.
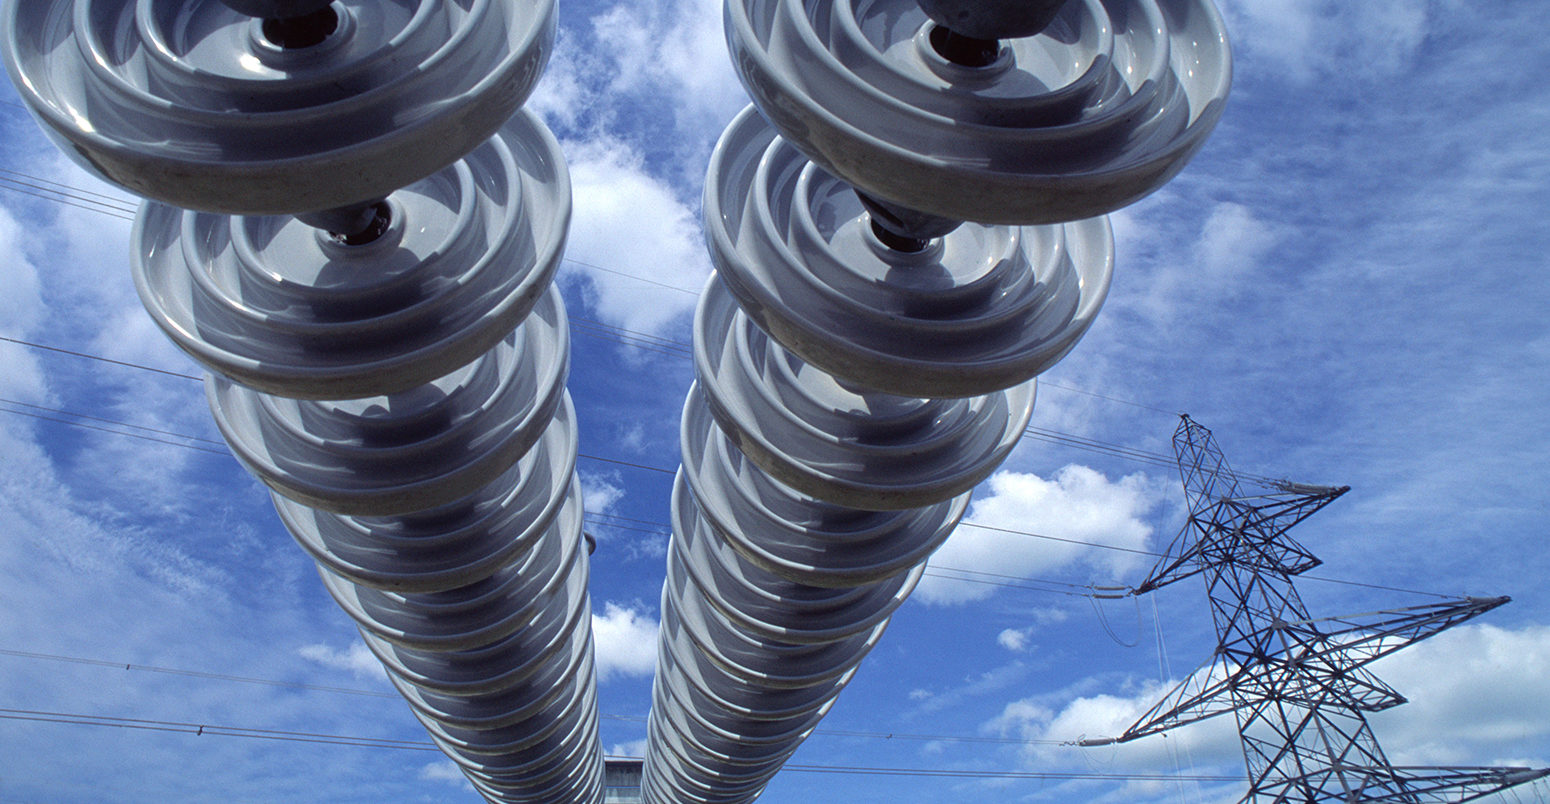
[856,191,961,249]
[294,199,392,245]
[914,0,1067,40]
[218,0,334,18]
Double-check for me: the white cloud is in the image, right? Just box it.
[581,473,624,515]
[561,137,711,340]
[1193,202,1278,284]
[418,760,472,789]
[1130,201,1281,323]
[297,642,388,683]
[0,203,47,402]
[1368,623,1550,765]
[591,0,746,138]
[992,622,1550,786]
[991,678,1242,770]
[609,738,648,759]
[592,602,658,682]
[1217,0,1429,84]
[997,628,1031,652]
[918,465,1168,604]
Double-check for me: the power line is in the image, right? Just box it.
[3,327,1201,483]
[776,763,1242,783]
[1,649,1071,749]
[0,396,224,446]
[0,402,228,455]
[0,705,1244,783]
[0,397,671,476]
[0,170,1181,420]
[0,399,1458,601]
[0,335,202,381]
[0,648,396,699]
[564,258,701,296]
[0,707,439,751]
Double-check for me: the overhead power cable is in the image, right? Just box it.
[0,400,1456,600]
[0,335,202,381]
[0,647,397,699]
[0,167,1178,419]
[0,649,1072,748]
[0,705,1244,783]
[0,331,1217,480]
[0,338,1455,599]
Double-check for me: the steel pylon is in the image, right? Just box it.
[1083,415,1549,804]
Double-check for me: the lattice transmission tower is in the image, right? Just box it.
[1082,415,1549,804]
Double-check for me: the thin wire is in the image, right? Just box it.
[1296,573,1453,600]
[0,167,138,208]
[0,396,225,445]
[0,335,203,381]
[1036,380,1179,416]
[775,762,1241,782]
[1088,592,1143,648]
[957,519,1164,558]
[0,708,440,751]
[0,183,137,221]
[577,452,676,476]
[1,331,1228,483]
[0,648,396,699]
[564,258,700,296]
[0,175,137,215]
[0,405,229,455]
[0,400,1464,601]
[0,707,1244,780]
[0,652,1051,749]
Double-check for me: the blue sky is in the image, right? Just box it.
[2,1,1549,803]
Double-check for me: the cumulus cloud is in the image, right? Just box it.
[561,137,711,340]
[998,628,1031,652]
[1368,623,1550,765]
[592,602,659,682]
[917,465,1168,605]
[591,0,746,138]
[991,678,1242,770]
[993,622,1550,784]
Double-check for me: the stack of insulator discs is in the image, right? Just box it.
[3,1,603,801]
[642,0,1231,801]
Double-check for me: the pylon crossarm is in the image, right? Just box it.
[1134,522,1210,594]
[1236,488,1348,546]
[1083,654,1242,745]
[1274,597,1509,672]
[1393,766,1550,804]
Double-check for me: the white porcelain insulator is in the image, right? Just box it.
[705,107,1113,398]
[725,0,1232,225]
[3,0,556,214]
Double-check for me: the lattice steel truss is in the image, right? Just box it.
[1084,415,1549,804]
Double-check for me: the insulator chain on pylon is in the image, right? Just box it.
[4,1,603,801]
[643,0,1230,801]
